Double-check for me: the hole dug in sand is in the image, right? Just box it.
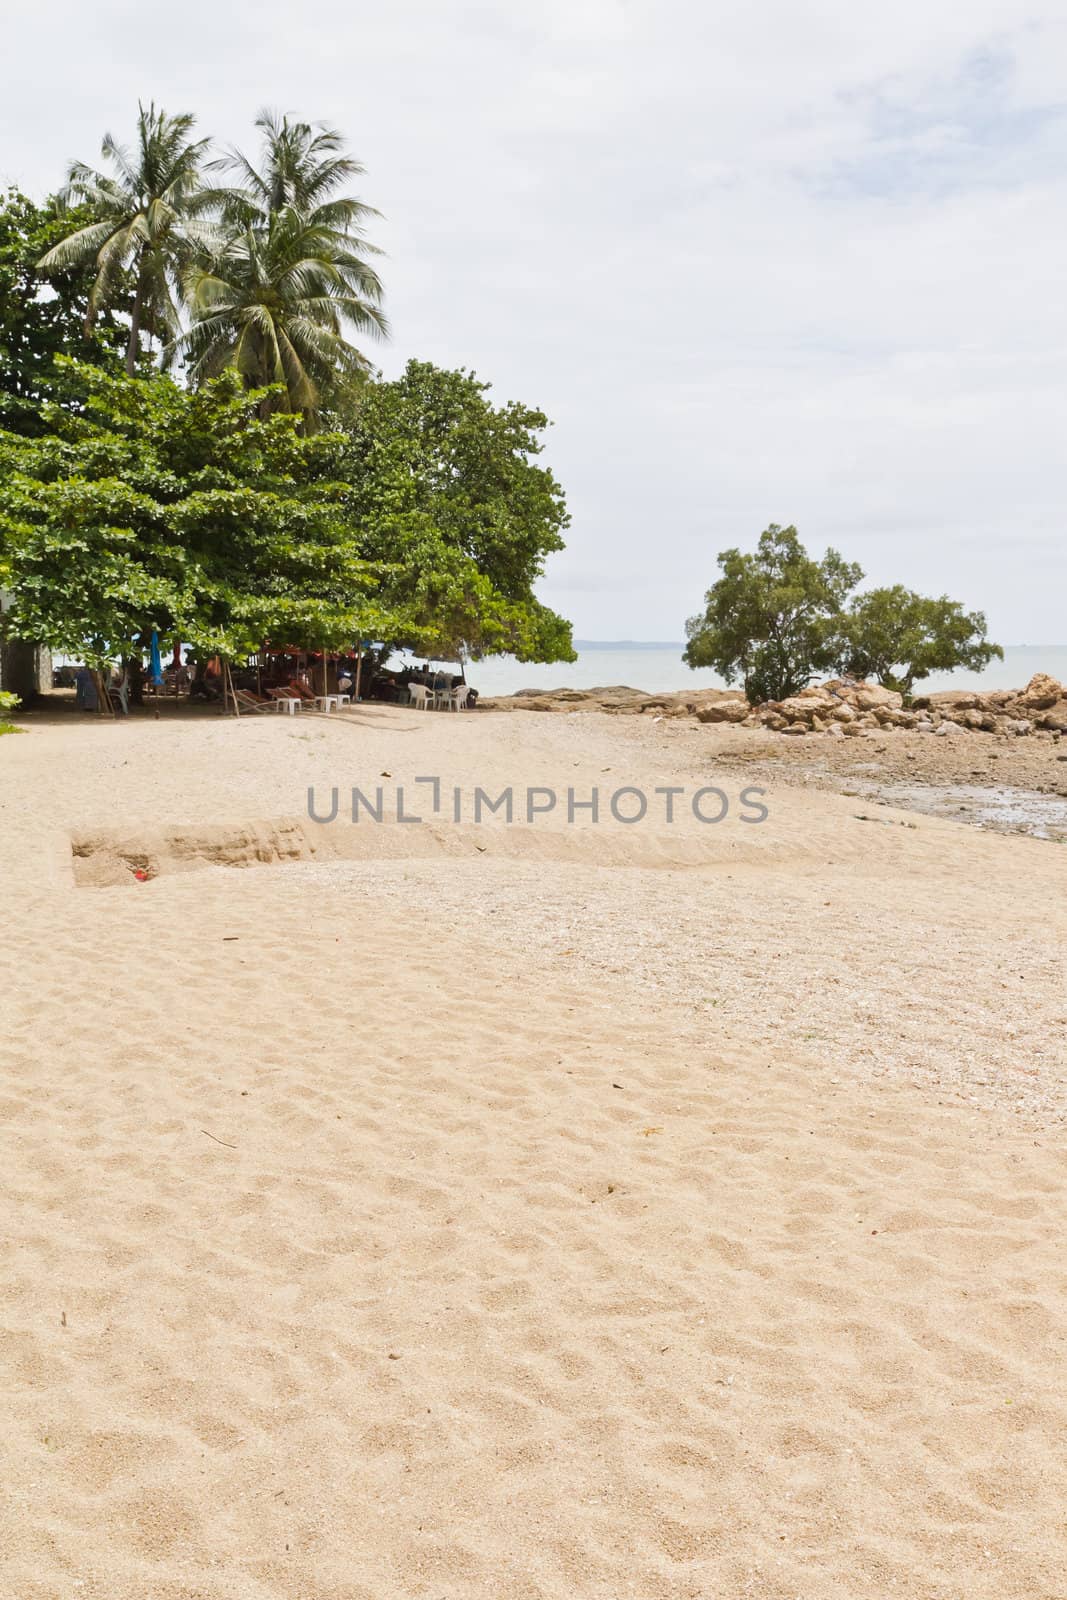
[71,810,791,887]
[70,819,322,887]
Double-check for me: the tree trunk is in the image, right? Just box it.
[91,669,113,716]
[125,279,143,377]
[126,653,145,706]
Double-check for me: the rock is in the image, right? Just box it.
[780,724,807,735]
[1020,673,1063,710]
[1008,719,1032,736]
[854,684,904,711]
[779,694,835,721]
[694,700,749,724]
[1039,701,1067,732]
[934,719,966,736]
[923,690,978,712]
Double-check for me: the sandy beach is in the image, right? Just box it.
[2,699,1066,1599]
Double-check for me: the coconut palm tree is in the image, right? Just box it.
[180,111,386,425]
[207,108,376,222]
[180,209,386,420]
[38,103,210,375]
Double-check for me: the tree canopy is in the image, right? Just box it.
[0,105,574,682]
[0,188,126,434]
[685,525,1001,702]
[685,525,861,703]
[0,358,574,671]
[843,585,1001,698]
[0,362,390,671]
[342,360,574,662]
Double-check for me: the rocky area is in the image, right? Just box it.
[482,672,1067,742]
[480,675,1067,841]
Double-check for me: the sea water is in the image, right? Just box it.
[457,643,1067,699]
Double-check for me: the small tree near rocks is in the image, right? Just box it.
[685,526,1003,704]
[843,585,1002,700]
[684,525,861,703]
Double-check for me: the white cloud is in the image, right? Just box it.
[1,0,1064,640]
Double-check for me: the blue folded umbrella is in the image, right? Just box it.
[150,629,164,686]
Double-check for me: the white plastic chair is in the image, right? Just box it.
[450,684,471,712]
[408,683,431,710]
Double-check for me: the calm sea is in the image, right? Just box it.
[458,643,1067,699]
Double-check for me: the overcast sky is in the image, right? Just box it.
[3,1,1065,642]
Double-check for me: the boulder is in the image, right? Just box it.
[961,708,997,732]
[921,690,978,712]
[854,683,904,711]
[1020,673,1063,710]
[694,700,750,724]
[1039,702,1067,732]
[778,694,835,721]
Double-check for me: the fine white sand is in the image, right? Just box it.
[2,702,1066,1599]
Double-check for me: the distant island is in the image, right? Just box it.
[572,639,685,650]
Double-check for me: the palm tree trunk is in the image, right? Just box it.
[125,279,144,377]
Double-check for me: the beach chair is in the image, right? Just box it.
[450,684,471,712]
[234,690,270,715]
[407,683,432,710]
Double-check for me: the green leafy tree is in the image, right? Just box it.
[0,361,391,687]
[844,586,1002,698]
[341,360,575,661]
[0,189,126,433]
[180,111,386,426]
[37,103,210,375]
[685,525,862,702]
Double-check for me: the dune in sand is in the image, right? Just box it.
[2,701,1066,1599]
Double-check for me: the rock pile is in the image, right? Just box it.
[480,674,1067,739]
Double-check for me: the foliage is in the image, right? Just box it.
[843,585,1002,698]
[685,526,1003,702]
[341,360,575,662]
[685,525,861,702]
[0,189,126,434]
[6,112,575,675]
[0,361,391,671]
[179,111,386,426]
[0,688,21,733]
[37,104,210,376]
